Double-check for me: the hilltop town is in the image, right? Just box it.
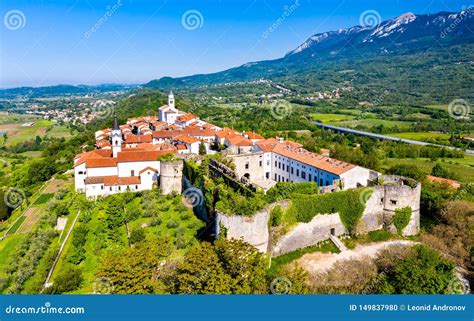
[75,92,376,197]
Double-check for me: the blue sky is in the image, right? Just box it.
[0,0,470,88]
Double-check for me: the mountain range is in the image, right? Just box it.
[144,9,474,103]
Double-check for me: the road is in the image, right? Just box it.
[313,122,474,155]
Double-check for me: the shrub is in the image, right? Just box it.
[46,267,83,294]
[166,220,179,229]
[129,228,146,244]
[270,205,283,227]
[180,213,192,221]
[393,207,412,235]
[367,230,391,242]
[150,216,162,226]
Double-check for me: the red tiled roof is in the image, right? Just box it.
[104,176,141,186]
[272,143,356,175]
[124,134,153,144]
[117,149,176,163]
[176,113,198,123]
[244,132,264,140]
[176,144,187,150]
[139,167,158,174]
[174,134,200,144]
[182,127,215,137]
[95,140,111,148]
[74,150,112,167]
[86,158,118,168]
[226,135,253,147]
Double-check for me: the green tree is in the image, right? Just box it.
[129,228,146,244]
[173,242,233,294]
[376,245,455,294]
[199,142,207,155]
[214,239,267,294]
[46,267,83,294]
[97,240,173,294]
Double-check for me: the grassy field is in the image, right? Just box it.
[383,157,474,183]
[311,113,355,123]
[336,118,412,130]
[46,125,72,139]
[2,119,54,147]
[388,132,451,143]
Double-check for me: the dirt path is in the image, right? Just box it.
[296,240,416,274]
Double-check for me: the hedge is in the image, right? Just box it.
[286,188,373,233]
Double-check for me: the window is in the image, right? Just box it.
[131,170,135,176]
[282,164,285,171]
[278,162,281,169]
[320,178,323,186]
[390,199,397,205]
[275,173,277,180]
[245,163,249,169]
[266,172,270,179]
[291,167,294,174]
[259,161,262,167]
[326,180,329,186]
[296,169,299,177]
[302,172,306,179]
[110,187,112,191]
[309,174,312,181]
[275,161,277,167]
[135,185,138,189]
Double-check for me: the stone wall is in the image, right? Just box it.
[272,212,347,256]
[216,207,270,253]
[216,175,421,256]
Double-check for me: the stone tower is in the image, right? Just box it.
[111,114,122,158]
[160,160,183,195]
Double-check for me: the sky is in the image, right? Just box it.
[0,0,470,88]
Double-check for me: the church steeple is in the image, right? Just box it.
[168,91,175,109]
[112,112,120,130]
[111,112,122,158]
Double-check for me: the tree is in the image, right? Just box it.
[214,239,267,294]
[46,267,83,294]
[129,228,146,244]
[199,142,207,155]
[387,164,425,181]
[97,240,173,294]
[173,242,233,294]
[375,245,455,294]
